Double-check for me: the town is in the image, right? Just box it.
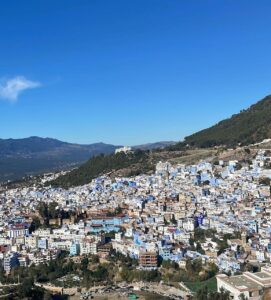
[0,147,271,299]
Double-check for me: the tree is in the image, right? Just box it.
[207,262,218,278]
[17,278,34,298]
[259,177,270,185]
[186,258,203,278]
[194,286,208,300]
[194,228,206,242]
[92,265,108,281]
[37,202,48,219]
[161,260,178,270]
[48,201,59,219]
[90,255,100,264]
[196,242,205,254]
[29,216,41,233]
[171,215,177,225]
[81,257,89,271]
[195,287,231,300]
[43,291,53,300]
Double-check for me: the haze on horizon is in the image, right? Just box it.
[1,0,271,145]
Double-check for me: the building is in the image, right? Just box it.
[139,252,158,269]
[115,146,132,154]
[25,235,38,249]
[70,243,80,256]
[8,224,29,239]
[3,253,19,273]
[38,239,48,250]
[97,243,112,258]
[87,216,127,233]
[18,256,29,267]
[217,268,271,300]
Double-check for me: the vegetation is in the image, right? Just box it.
[106,206,123,216]
[193,286,231,300]
[3,95,271,186]
[184,276,217,293]
[190,228,241,255]
[35,201,75,227]
[155,256,218,284]
[143,294,171,300]
[0,252,74,285]
[0,251,73,299]
[259,177,271,185]
[0,137,118,182]
[50,150,153,188]
[48,95,271,189]
[29,216,42,233]
[37,201,59,220]
[120,267,161,282]
[172,95,271,149]
[0,248,221,299]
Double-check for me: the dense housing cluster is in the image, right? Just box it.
[0,149,271,298]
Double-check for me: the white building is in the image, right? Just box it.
[217,269,271,300]
[115,146,132,154]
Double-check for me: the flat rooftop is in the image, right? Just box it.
[245,271,271,286]
[252,272,271,279]
[222,275,263,291]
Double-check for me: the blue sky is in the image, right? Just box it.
[1,0,271,145]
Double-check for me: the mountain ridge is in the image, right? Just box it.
[0,137,175,182]
[50,93,271,188]
[4,93,271,184]
[0,137,120,181]
[173,95,271,149]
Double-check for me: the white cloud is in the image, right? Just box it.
[0,76,41,102]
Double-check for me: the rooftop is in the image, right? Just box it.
[218,274,263,291]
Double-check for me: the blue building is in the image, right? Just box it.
[194,214,204,228]
[159,248,171,261]
[38,239,48,250]
[4,253,19,273]
[88,216,128,233]
[70,243,80,256]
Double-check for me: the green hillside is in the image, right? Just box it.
[174,95,271,148]
[49,150,153,188]
[50,95,271,188]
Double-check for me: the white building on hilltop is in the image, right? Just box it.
[115,146,132,154]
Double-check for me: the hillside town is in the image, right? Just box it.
[0,149,271,299]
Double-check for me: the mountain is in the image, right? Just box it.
[133,141,176,150]
[173,95,271,149]
[5,94,271,184]
[50,150,153,188]
[0,137,119,182]
[50,94,271,188]
[0,137,177,182]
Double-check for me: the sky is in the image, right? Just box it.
[1,0,271,145]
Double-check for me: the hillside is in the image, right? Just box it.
[132,141,176,150]
[0,137,178,182]
[5,95,271,183]
[173,95,271,149]
[0,137,119,181]
[50,95,271,188]
[49,150,153,188]
[49,147,219,188]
